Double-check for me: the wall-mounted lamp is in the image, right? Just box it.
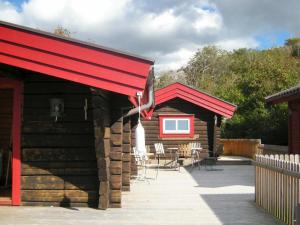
[50,98,64,122]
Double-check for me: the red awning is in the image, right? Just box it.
[152,82,236,118]
[0,21,154,97]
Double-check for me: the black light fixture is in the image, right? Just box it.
[50,98,64,122]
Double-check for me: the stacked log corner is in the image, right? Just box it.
[109,109,123,208]
[91,89,110,210]
[130,118,138,178]
[122,117,131,191]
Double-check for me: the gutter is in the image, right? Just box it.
[124,68,155,117]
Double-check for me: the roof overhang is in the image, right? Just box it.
[265,84,300,104]
[0,21,154,99]
[152,82,236,118]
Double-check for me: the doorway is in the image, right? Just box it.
[0,78,22,206]
[0,89,13,204]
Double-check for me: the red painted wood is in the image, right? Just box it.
[159,115,194,138]
[289,101,300,154]
[155,83,236,118]
[0,198,12,205]
[0,54,142,96]
[0,78,22,206]
[0,22,153,97]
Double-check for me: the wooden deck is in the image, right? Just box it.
[0,165,283,225]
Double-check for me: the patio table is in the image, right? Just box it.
[167,147,180,169]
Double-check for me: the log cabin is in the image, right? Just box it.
[132,83,236,158]
[0,21,155,209]
[266,84,300,154]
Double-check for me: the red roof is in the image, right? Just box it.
[154,83,236,118]
[0,21,154,97]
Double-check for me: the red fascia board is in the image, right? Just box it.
[0,26,152,76]
[0,53,143,96]
[0,24,153,97]
[155,83,236,118]
[0,41,145,89]
[156,84,235,111]
[157,90,235,118]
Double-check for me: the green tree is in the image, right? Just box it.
[53,26,71,37]
[155,70,185,90]
[285,38,300,57]
[182,44,300,145]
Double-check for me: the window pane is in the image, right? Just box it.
[164,120,176,130]
[178,120,189,130]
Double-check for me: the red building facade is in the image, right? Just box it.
[266,85,300,154]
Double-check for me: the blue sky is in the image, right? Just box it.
[1,0,299,71]
[7,0,24,10]
[255,32,291,49]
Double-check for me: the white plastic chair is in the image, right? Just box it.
[133,147,158,180]
[189,142,202,168]
[154,143,166,165]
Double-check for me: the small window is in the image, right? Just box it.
[159,115,194,138]
[163,118,190,134]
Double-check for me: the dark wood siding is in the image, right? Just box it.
[289,100,300,154]
[0,89,13,149]
[0,89,13,186]
[21,74,98,207]
[132,98,221,155]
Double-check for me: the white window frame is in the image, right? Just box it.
[162,118,190,134]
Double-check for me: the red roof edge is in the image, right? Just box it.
[153,82,237,118]
[0,20,154,97]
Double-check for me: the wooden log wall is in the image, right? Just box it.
[254,154,300,225]
[108,95,123,208]
[122,117,131,191]
[91,88,110,209]
[132,98,220,156]
[108,94,132,207]
[21,74,99,207]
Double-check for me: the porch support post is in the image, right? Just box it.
[122,117,131,191]
[109,109,123,208]
[91,89,110,210]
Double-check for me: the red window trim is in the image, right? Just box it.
[0,78,22,206]
[159,114,194,138]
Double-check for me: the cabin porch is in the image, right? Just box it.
[0,165,282,225]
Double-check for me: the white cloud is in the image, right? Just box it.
[216,38,259,51]
[155,48,196,72]
[0,1,22,24]
[192,7,222,33]
[0,0,299,72]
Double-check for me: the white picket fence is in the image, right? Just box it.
[254,154,300,225]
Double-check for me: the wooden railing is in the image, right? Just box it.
[258,144,288,155]
[220,139,262,159]
[220,139,288,159]
[254,154,300,225]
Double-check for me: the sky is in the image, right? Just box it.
[0,0,298,72]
